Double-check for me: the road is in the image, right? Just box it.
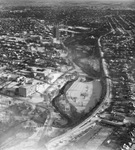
[45,31,112,150]
[27,19,112,150]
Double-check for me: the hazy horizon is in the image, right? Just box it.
[0,0,134,7]
[0,0,134,4]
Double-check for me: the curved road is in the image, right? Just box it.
[45,32,112,150]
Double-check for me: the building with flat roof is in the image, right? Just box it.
[19,83,36,97]
[18,79,38,97]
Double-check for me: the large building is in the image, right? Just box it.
[53,25,59,40]
[18,80,38,97]
[18,84,37,97]
[52,25,60,44]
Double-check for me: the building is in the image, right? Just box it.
[33,68,52,77]
[52,25,60,44]
[53,25,59,40]
[18,83,37,97]
[1,81,19,96]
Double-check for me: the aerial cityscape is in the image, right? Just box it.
[0,0,135,150]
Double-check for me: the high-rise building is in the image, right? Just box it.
[52,25,60,44]
[53,25,59,40]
